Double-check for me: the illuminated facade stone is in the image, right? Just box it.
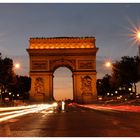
[27,37,98,104]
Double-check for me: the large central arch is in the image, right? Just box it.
[53,67,73,101]
[27,37,98,104]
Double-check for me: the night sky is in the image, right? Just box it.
[0,3,140,100]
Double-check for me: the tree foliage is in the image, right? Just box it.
[111,56,140,93]
[0,53,16,93]
[97,74,112,96]
[0,53,31,101]
[9,75,31,100]
[97,56,140,97]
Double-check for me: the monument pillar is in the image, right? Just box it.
[29,72,54,102]
[73,71,97,104]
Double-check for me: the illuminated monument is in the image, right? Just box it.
[27,37,98,104]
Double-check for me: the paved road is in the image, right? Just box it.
[0,104,140,137]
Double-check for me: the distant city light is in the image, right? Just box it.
[117,97,120,100]
[107,93,110,96]
[119,87,122,90]
[128,88,132,91]
[136,95,139,98]
[98,97,102,100]
[120,95,122,98]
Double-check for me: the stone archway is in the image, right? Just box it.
[53,66,73,101]
[27,37,98,104]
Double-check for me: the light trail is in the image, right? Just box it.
[0,109,33,117]
[78,104,140,113]
[0,105,37,112]
[0,107,42,122]
[78,104,117,112]
[0,103,58,123]
[0,105,38,117]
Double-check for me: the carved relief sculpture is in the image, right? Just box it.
[34,77,45,97]
[78,60,94,69]
[81,76,93,95]
[32,61,48,71]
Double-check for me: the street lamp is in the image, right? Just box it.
[137,31,140,57]
[128,22,140,57]
[14,63,20,69]
[137,32,140,39]
[105,61,112,68]
[14,63,21,75]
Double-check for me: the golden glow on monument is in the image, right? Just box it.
[29,37,95,49]
[27,36,98,104]
[30,44,92,49]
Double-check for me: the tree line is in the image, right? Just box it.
[0,53,31,102]
[97,56,140,99]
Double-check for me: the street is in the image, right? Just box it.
[0,103,140,137]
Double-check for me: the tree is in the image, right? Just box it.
[9,75,31,100]
[97,74,112,96]
[0,53,16,100]
[111,56,140,93]
[0,53,31,103]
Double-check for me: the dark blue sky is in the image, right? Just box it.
[0,3,140,58]
[0,3,140,77]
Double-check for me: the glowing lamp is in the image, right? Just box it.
[105,61,112,67]
[15,63,20,69]
[137,32,140,39]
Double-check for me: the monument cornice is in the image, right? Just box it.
[29,37,95,43]
[27,48,98,56]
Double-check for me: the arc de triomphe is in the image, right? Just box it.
[27,37,98,104]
